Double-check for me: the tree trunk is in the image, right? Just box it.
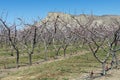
[44,43,48,60]
[102,62,106,76]
[114,53,119,68]
[28,53,32,65]
[56,46,61,56]
[54,46,61,59]
[111,52,119,68]
[16,50,19,68]
[63,45,68,57]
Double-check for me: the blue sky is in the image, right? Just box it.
[0,0,120,23]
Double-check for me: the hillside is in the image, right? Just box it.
[36,12,120,30]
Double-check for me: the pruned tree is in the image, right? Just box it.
[70,14,112,75]
[19,20,38,65]
[0,18,20,68]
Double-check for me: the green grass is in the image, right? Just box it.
[0,51,100,80]
[1,44,117,80]
[0,45,85,69]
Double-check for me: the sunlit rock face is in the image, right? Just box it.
[36,12,120,30]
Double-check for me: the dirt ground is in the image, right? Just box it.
[94,69,120,80]
[74,68,120,80]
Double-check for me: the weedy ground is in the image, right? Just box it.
[0,45,119,80]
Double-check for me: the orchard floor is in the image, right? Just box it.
[75,68,120,80]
